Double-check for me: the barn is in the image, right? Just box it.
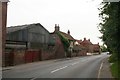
[5,23,55,66]
[6,23,54,49]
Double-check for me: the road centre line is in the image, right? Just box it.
[51,61,80,73]
[51,66,68,73]
[71,62,79,65]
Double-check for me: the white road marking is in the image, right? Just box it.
[51,61,80,73]
[97,61,103,78]
[51,66,68,73]
[30,77,36,80]
[71,62,79,65]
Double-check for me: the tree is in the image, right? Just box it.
[98,2,120,62]
[100,44,108,52]
[98,2,120,78]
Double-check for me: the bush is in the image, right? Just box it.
[109,53,118,63]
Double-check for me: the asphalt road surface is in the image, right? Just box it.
[3,53,109,79]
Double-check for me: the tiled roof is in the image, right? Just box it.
[76,40,82,44]
[93,44,100,47]
[81,40,93,45]
[73,44,86,50]
[93,44,100,50]
[59,31,75,41]
[73,45,82,50]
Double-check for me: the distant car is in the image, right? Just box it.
[107,52,110,55]
[87,53,92,56]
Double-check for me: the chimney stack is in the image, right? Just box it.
[55,24,60,32]
[67,30,70,35]
[98,42,99,45]
[84,38,86,41]
[80,39,82,42]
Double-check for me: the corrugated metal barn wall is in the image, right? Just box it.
[6,29,28,42]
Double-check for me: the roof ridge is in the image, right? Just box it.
[59,31,75,41]
[8,23,40,27]
[7,23,50,34]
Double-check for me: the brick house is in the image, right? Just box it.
[51,24,75,58]
[93,43,101,54]
[50,32,65,59]
[80,38,94,54]
[74,40,87,56]
[51,24,90,57]
[80,38,101,55]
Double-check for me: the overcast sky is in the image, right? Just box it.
[7,0,103,45]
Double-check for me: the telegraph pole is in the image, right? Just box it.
[0,0,9,68]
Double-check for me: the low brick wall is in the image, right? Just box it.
[4,47,88,67]
[25,49,40,63]
[54,45,65,59]
[71,53,77,57]
[13,50,25,65]
[41,50,55,60]
[4,50,14,66]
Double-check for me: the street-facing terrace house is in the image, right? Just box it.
[5,23,55,66]
[80,38,94,54]
[80,38,101,55]
[74,40,87,56]
[51,24,79,58]
[92,43,101,54]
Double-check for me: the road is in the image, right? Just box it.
[3,53,109,79]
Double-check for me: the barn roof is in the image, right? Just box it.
[7,25,28,33]
[0,0,9,2]
[7,23,50,33]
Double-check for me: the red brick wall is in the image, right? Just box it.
[88,45,94,53]
[14,50,25,65]
[51,34,65,59]
[25,49,40,63]
[72,52,77,57]
[81,43,94,53]
[5,49,14,66]
[80,50,87,56]
[93,45,100,52]
[40,50,55,60]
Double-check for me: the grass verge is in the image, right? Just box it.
[110,61,119,78]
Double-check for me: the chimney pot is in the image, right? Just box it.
[84,38,86,40]
[80,39,82,41]
[55,24,57,27]
[55,24,60,32]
